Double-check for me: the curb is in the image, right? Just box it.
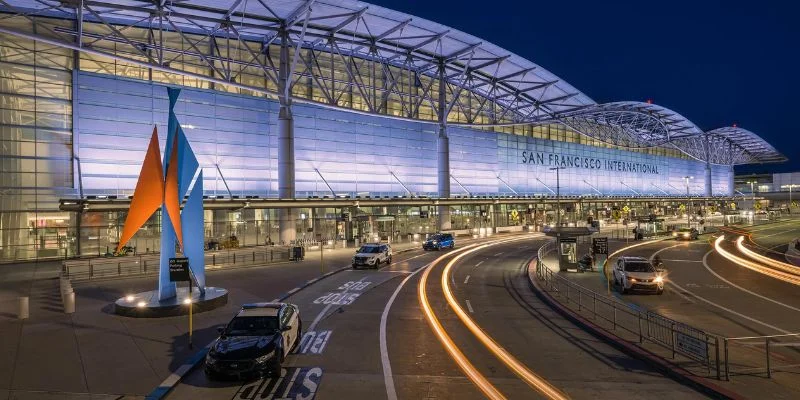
[145,246,419,400]
[525,260,745,400]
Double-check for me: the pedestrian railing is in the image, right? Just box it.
[62,246,293,281]
[534,240,723,379]
[723,333,800,380]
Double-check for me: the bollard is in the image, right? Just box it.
[64,291,75,314]
[18,296,29,319]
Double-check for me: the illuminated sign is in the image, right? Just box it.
[520,151,660,174]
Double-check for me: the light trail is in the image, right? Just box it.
[417,246,506,400]
[736,236,800,276]
[714,235,800,286]
[440,241,569,400]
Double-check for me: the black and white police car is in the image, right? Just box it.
[205,303,302,379]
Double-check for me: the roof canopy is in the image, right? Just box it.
[0,0,786,165]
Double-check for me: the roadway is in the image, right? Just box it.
[587,219,800,398]
[166,234,705,399]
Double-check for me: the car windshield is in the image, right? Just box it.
[430,235,445,241]
[625,262,654,273]
[225,316,279,336]
[358,246,381,253]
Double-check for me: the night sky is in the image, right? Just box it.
[371,0,798,174]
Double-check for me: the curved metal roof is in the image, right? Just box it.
[558,101,704,149]
[704,126,786,164]
[0,0,785,166]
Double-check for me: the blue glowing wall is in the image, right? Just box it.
[76,72,732,197]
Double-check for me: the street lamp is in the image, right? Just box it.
[746,180,758,210]
[549,167,566,227]
[683,176,694,227]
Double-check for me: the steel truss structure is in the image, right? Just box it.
[0,0,785,166]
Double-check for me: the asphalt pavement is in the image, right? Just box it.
[554,218,800,399]
[167,234,708,399]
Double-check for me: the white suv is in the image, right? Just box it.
[612,256,664,295]
[352,243,392,269]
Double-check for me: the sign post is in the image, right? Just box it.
[592,237,610,294]
[169,257,192,349]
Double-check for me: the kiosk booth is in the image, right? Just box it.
[543,226,598,272]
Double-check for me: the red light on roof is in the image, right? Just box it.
[646,99,653,104]
[732,123,737,128]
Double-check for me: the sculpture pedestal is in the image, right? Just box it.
[114,286,228,318]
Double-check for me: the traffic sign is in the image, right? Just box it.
[169,257,190,282]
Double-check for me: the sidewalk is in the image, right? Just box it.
[0,240,423,399]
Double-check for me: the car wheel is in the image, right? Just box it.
[657,289,664,295]
[387,256,392,264]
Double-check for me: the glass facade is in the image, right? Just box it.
[0,15,740,264]
[0,20,75,261]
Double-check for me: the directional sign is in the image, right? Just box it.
[592,237,608,255]
[169,257,190,282]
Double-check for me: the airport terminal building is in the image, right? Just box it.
[0,0,786,262]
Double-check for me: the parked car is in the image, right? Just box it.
[423,233,455,251]
[352,243,392,269]
[672,227,699,240]
[612,256,664,295]
[205,303,301,380]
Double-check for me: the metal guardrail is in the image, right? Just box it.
[534,240,723,379]
[62,247,293,281]
[723,333,800,380]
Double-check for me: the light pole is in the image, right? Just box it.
[683,176,693,227]
[747,180,757,210]
[549,167,565,227]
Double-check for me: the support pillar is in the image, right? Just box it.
[436,62,451,232]
[704,135,712,197]
[437,127,451,231]
[728,164,735,197]
[278,109,295,244]
[277,30,296,245]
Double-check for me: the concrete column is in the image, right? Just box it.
[728,164,735,197]
[436,62,451,232]
[277,30,296,245]
[704,135,712,197]
[437,128,451,231]
[278,110,295,244]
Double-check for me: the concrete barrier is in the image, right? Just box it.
[18,296,28,319]
[786,239,800,266]
[64,292,75,314]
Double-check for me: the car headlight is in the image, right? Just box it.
[205,354,217,365]
[625,276,635,281]
[433,241,438,244]
[672,232,677,237]
[655,276,664,283]
[255,351,274,364]
[683,233,689,238]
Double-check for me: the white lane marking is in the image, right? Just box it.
[701,249,800,313]
[475,261,484,267]
[757,229,800,239]
[379,253,427,271]
[464,275,471,284]
[309,276,366,331]
[666,280,790,334]
[466,300,474,313]
[662,259,703,263]
[493,252,504,256]
[281,367,302,398]
[380,263,430,400]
